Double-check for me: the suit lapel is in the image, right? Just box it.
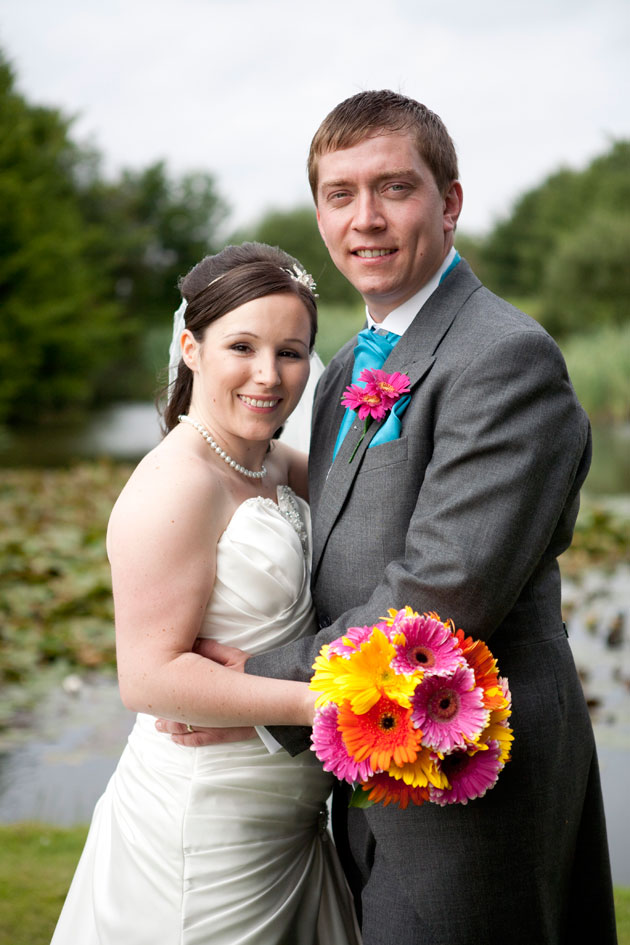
[311,260,480,579]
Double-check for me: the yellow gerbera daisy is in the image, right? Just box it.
[388,747,449,790]
[481,707,514,765]
[310,646,346,708]
[333,627,417,713]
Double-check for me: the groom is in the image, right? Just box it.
[163,91,617,943]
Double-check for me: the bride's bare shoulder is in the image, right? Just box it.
[107,432,223,554]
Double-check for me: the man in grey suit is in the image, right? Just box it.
[164,91,617,943]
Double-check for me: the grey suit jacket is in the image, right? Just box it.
[247,260,617,943]
[250,259,589,711]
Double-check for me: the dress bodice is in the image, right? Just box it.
[199,485,316,655]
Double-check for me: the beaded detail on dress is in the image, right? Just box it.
[241,486,309,558]
[277,486,309,556]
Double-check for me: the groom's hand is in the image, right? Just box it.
[155,637,252,745]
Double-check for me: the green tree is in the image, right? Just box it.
[482,140,630,306]
[540,210,630,336]
[80,162,228,331]
[0,56,121,424]
[234,205,361,306]
[78,162,228,399]
[0,50,229,420]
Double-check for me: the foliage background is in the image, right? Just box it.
[1,51,629,430]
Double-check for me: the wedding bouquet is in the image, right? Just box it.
[309,608,513,809]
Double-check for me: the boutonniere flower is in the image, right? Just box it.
[341,368,411,462]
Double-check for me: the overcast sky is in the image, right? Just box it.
[1,0,628,236]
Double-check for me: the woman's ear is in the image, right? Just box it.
[180,329,199,371]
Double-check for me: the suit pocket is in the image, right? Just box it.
[360,436,408,470]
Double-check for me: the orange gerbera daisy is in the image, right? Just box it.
[479,678,513,765]
[454,629,504,710]
[360,771,430,810]
[338,695,421,770]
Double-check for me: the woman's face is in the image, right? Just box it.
[183,292,312,449]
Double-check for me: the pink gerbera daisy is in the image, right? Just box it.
[327,624,375,658]
[310,703,374,784]
[358,368,411,409]
[391,613,466,678]
[411,665,489,752]
[341,368,411,421]
[341,384,389,421]
[429,740,503,805]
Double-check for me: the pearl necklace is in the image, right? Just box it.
[178,415,267,479]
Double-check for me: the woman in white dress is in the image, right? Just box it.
[51,243,361,945]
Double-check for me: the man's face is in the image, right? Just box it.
[315,131,462,320]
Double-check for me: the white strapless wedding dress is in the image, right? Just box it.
[52,487,360,945]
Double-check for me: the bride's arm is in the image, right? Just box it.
[107,451,315,728]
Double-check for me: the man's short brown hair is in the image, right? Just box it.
[308,89,459,199]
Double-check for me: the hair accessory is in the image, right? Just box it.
[207,272,227,290]
[282,263,319,297]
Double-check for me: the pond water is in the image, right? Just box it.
[1,405,629,498]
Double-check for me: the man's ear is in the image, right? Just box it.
[443,180,463,234]
[180,329,199,371]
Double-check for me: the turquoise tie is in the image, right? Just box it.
[332,328,400,459]
[332,252,461,461]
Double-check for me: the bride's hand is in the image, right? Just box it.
[155,719,256,746]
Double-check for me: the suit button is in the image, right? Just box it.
[318,615,332,629]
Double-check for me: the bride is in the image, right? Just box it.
[51,243,361,945]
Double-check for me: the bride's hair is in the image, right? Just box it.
[163,243,318,432]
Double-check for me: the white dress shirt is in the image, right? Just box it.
[365,246,458,336]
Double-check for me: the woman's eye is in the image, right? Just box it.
[279,349,302,359]
[231,343,251,353]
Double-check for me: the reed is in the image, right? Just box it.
[561,323,630,424]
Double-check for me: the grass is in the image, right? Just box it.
[0,823,88,945]
[0,823,628,944]
[617,889,630,945]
